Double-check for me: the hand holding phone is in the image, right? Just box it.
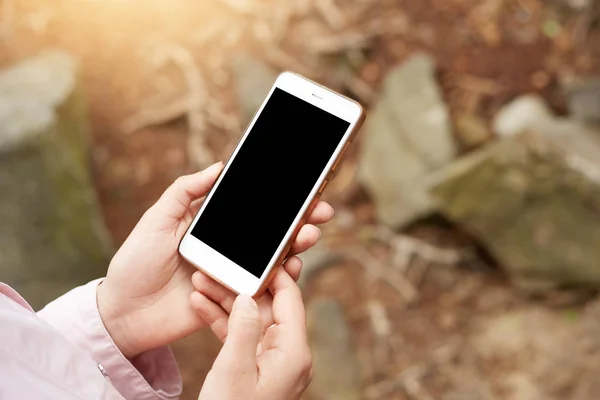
[97,161,334,358]
[179,72,365,296]
[197,268,312,400]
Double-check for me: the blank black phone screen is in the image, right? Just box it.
[191,88,350,278]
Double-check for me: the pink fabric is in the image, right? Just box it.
[0,280,182,399]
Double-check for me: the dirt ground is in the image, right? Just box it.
[2,0,600,399]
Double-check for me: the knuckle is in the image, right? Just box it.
[172,176,187,189]
[296,350,313,379]
[195,273,212,291]
[161,177,184,200]
[305,366,314,386]
[236,313,261,328]
[218,330,228,343]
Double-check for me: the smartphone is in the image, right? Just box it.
[179,72,365,296]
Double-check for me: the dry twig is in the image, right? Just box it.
[270,2,296,42]
[367,300,396,372]
[121,96,188,134]
[315,0,345,30]
[337,64,376,103]
[192,18,235,46]
[368,300,391,338]
[123,42,214,167]
[448,73,503,96]
[262,46,314,77]
[215,0,269,16]
[165,44,213,167]
[365,343,458,400]
[364,364,431,400]
[349,246,419,304]
[205,101,241,136]
[161,44,207,132]
[364,225,465,271]
[307,31,374,54]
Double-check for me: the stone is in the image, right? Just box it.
[432,111,600,291]
[564,0,591,10]
[0,50,75,150]
[455,114,493,149]
[307,298,361,400]
[564,78,600,124]
[358,53,457,227]
[230,53,279,124]
[0,49,112,309]
[298,242,342,289]
[492,94,553,137]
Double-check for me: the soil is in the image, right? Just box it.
[2,0,599,399]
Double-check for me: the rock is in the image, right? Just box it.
[307,298,361,400]
[298,242,342,289]
[0,50,112,309]
[230,53,279,124]
[0,50,75,150]
[564,78,600,124]
[432,110,600,291]
[455,114,493,149]
[492,94,553,137]
[358,53,457,227]
[564,0,591,10]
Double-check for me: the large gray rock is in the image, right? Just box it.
[230,53,279,125]
[432,100,600,291]
[0,50,112,309]
[564,78,600,125]
[358,53,457,227]
[307,298,361,400]
[492,94,554,137]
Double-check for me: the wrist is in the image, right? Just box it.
[96,282,140,359]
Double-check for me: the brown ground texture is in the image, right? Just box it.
[2,0,600,399]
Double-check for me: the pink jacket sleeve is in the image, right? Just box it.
[37,279,182,400]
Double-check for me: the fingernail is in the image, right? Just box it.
[235,295,258,312]
[317,227,322,239]
[206,161,223,173]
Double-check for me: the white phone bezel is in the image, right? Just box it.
[179,71,362,295]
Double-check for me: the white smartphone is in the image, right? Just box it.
[179,72,365,296]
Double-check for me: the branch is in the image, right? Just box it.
[348,246,419,304]
[122,42,215,167]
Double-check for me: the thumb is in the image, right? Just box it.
[216,295,262,373]
[152,161,223,220]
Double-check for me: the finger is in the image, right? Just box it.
[289,224,321,256]
[251,258,306,331]
[192,255,305,317]
[154,162,223,221]
[189,291,229,342]
[183,197,205,227]
[283,256,303,282]
[216,295,262,374]
[193,271,275,331]
[306,201,335,225]
[192,271,236,313]
[267,269,308,352]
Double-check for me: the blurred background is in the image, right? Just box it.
[1,0,600,399]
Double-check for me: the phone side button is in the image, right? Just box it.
[317,179,329,194]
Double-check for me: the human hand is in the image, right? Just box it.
[198,269,312,400]
[97,162,334,358]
